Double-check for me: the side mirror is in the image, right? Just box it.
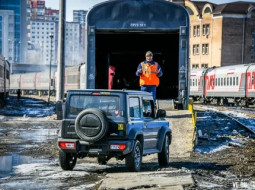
[156,109,166,118]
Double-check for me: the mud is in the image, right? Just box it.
[0,97,255,189]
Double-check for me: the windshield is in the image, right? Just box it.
[68,95,120,117]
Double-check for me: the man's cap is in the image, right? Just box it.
[145,51,153,57]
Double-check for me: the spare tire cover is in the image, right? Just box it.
[75,108,108,142]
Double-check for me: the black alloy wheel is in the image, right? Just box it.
[158,135,170,166]
[125,140,142,172]
[59,150,77,170]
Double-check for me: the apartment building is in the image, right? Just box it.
[185,1,255,68]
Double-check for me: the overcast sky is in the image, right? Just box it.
[45,0,255,21]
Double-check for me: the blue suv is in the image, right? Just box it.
[58,89,171,172]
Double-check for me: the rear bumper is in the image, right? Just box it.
[58,138,134,156]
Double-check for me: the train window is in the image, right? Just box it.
[236,77,239,86]
[221,78,223,86]
[233,77,235,86]
[215,78,217,86]
[0,65,3,78]
[6,70,9,80]
[252,75,254,85]
[224,78,226,86]
[227,78,229,86]
[230,77,232,86]
[218,78,220,86]
[192,79,195,86]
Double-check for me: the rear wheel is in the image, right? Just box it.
[98,156,108,165]
[125,140,142,172]
[59,150,77,170]
[158,135,170,166]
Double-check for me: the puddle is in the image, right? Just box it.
[0,127,58,178]
[0,154,51,178]
[19,128,58,143]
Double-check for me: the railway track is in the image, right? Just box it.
[194,107,255,154]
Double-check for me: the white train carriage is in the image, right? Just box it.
[246,64,255,103]
[0,57,10,103]
[10,74,21,93]
[0,57,5,95]
[205,65,248,98]
[20,73,37,94]
[36,72,55,95]
[64,66,80,92]
[190,68,206,99]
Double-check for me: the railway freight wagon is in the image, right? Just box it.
[0,56,10,105]
[83,0,190,109]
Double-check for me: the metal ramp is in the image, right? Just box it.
[156,99,175,110]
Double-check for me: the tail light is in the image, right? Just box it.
[110,144,126,150]
[59,142,76,149]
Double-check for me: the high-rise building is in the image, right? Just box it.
[0,0,27,63]
[65,22,81,66]
[0,10,15,63]
[73,10,87,28]
[29,0,45,20]
[45,8,59,21]
[73,10,87,59]
[28,20,57,65]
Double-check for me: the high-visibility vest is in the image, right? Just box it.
[139,62,160,87]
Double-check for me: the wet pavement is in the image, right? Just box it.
[0,96,55,117]
[0,97,255,189]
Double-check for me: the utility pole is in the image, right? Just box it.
[48,33,54,103]
[56,0,66,101]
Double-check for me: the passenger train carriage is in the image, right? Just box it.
[0,56,10,106]
[10,64,85,96]
[190,64,255,106]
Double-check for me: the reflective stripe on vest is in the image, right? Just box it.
[139,62,160,87]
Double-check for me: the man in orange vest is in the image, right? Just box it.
[136,51,163,101]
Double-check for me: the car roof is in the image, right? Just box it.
[67,89,152,96]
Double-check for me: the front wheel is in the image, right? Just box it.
[59,150,77,170]
[158,135,170,166]
[125,140,142,172]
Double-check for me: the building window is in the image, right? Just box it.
[201,64,208,68]
[193,44,199,55]
[192,64,199,68]
[203,24,210,36]
[202,44,209,55]
[193,25,200,37]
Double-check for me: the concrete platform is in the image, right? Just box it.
[99,172,193,190]
[167,110,194,158]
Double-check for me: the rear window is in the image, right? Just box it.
[68,94,120,117]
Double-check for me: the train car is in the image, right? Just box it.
[65,66,80,92]
[36,72,55,95]
[246,64,255,104]
[190,68,206,100]
[83,0,190,109]
[190,64,255,106]
[205,65,249,105]
[10,74,21,93]
[20,73,37,94]
[0,56,10,105]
